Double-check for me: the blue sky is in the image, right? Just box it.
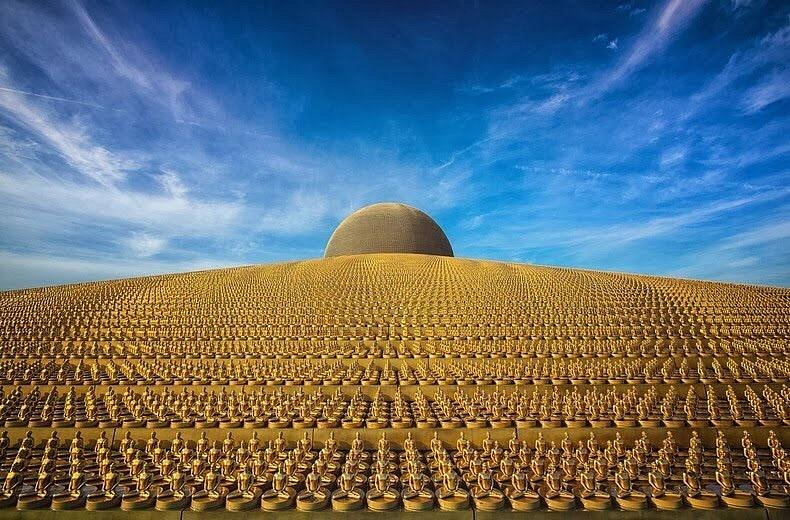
[0,0,787,289]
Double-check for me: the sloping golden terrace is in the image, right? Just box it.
[0,249,788,517]
[2,254,787,348]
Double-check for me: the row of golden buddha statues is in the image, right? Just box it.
[0,337,785,360]
[0,356,787,386]
[0,428,787,511]
[4,257,785,318]
[0,384,786,429]
[2,321,786,342]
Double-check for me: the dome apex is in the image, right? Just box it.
[324,202,453,258]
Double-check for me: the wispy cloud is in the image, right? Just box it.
[0,86,106,109]
[585,0,709,99]
[740,68,790,113]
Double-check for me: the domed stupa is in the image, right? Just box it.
[324,202,453,258]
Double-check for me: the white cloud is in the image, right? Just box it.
[659,145,687,169]
[0,250,241,290]
[689,20,789,113]
[587,0,709,98]
[741,69,790,113]
[0,169,241,237]
[607,39,619,50]
[570,188,789,247]
[718,221,790,250]
[0,87,136,186]
[121,233,168,258]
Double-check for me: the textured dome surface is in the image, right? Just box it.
[325,202,453,258]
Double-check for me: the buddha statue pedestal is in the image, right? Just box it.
[720,489,755,509]
[86,490,122,511]
[685,489,719,510]
[296,487,330,511]
[155,488,192,511]
[403,487,434,511]
[51,484,96,510]
[16,488,52,510]
[0,491,17,509]
[505,487,540,511]
[615,490,647,511]
[120,488,157,510]
[191,489,226,511]
[541,486,576,511]
[225,488,262,511]
[437,485,470,511]
[577,481,612,511]
[471,487,505,511]
[367,487,400,511]
[261,487,297,511]
[541,467,576,511]
[756,492,789,509]
[331,487,364,511]
[650,489,683,510]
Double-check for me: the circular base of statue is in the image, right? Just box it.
[506,490,541,511]
[225,489,262,511]
[331,488,365,511]
[341,419,364,429]
[436,487,470,511]
[121,491,156,510]
[638,419,662,427]
[51,486,95,510]
[296,489,330,511]
[261,487,296,511]
[367,490,400,511]
[651,491,683,510]
[543,491,576,511]
[720,490,754,509]
[579,492,612,510]
[155,490,192,511]
[471,488,505,511]
[416,419,438,429]
[86,492,121,511]
[403,491,434,511]
[190,490,226,511]
[16,492,51,510]
[0,493,17,508]
[615,491,647,511]
[686,491,719,510]
[687,419,710,428]
[756,493,789,509]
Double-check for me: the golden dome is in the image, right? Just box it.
[324,202,453,258]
